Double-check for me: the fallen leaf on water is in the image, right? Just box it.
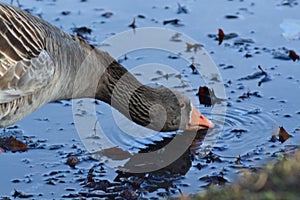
[289,50,300,62]
[278,126,291,143]
[128,18,136,29]
[218,28,225,45]
[196,86,225,107]
[271,126,292,143]
[0,136,27,152]
[66,156,80,168]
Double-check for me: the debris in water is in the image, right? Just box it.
[128,18,136,29]
[271,126,292,143]
[61,11,71,16]
[12,189,33,198]
[238,65,271,86]
[101,12,113,18]
[71,26,92,34]
[0,136,27,152]
[177,3,188,14]
[224,14,239,19]
[163,18,180,26]
[66,156,80,168]
[186,42,202,53]
[218,28,225,45]
[289,50,299,61]
[196,86,225,106]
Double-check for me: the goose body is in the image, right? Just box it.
[0,3,213,131]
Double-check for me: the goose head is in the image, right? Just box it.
[131,87,214,132]
[97,62,214,132]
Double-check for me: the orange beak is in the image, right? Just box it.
[187,106,214,130]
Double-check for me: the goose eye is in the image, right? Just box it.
[180,103,185,108]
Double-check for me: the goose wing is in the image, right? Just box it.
[0,3,55,103]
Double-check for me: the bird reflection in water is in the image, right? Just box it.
[84,129,209,198]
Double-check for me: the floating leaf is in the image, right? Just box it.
[289,50,299,62]
[196,86,225,107]
[0,136,27,152]
[271,126,292,143]
[66,156,80,168]
[218,28,225,45]
[128,17,136,29]
[278,126,291,143]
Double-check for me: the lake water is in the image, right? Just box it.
[1,0,300,199]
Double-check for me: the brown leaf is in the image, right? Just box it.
[0,136,27,152]
[289,50,299,62]
[218,28,225,45]
[196,86,225,106]
[66,156,80,168]
[271,126,291,143]
[278,126,291,143]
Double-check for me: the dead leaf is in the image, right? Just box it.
[128,18,136,29]
[0,136,27,152]
[66,156,80,168]
[218,28,225,45]
[278,126,291,143]
[196,86,225,106]
[289,50,299,62]
[271,126,291,143]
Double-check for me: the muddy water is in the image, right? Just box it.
[1,0,300,199]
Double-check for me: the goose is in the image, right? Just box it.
[0,3,214,132]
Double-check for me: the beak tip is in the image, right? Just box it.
[188,106,215,130]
